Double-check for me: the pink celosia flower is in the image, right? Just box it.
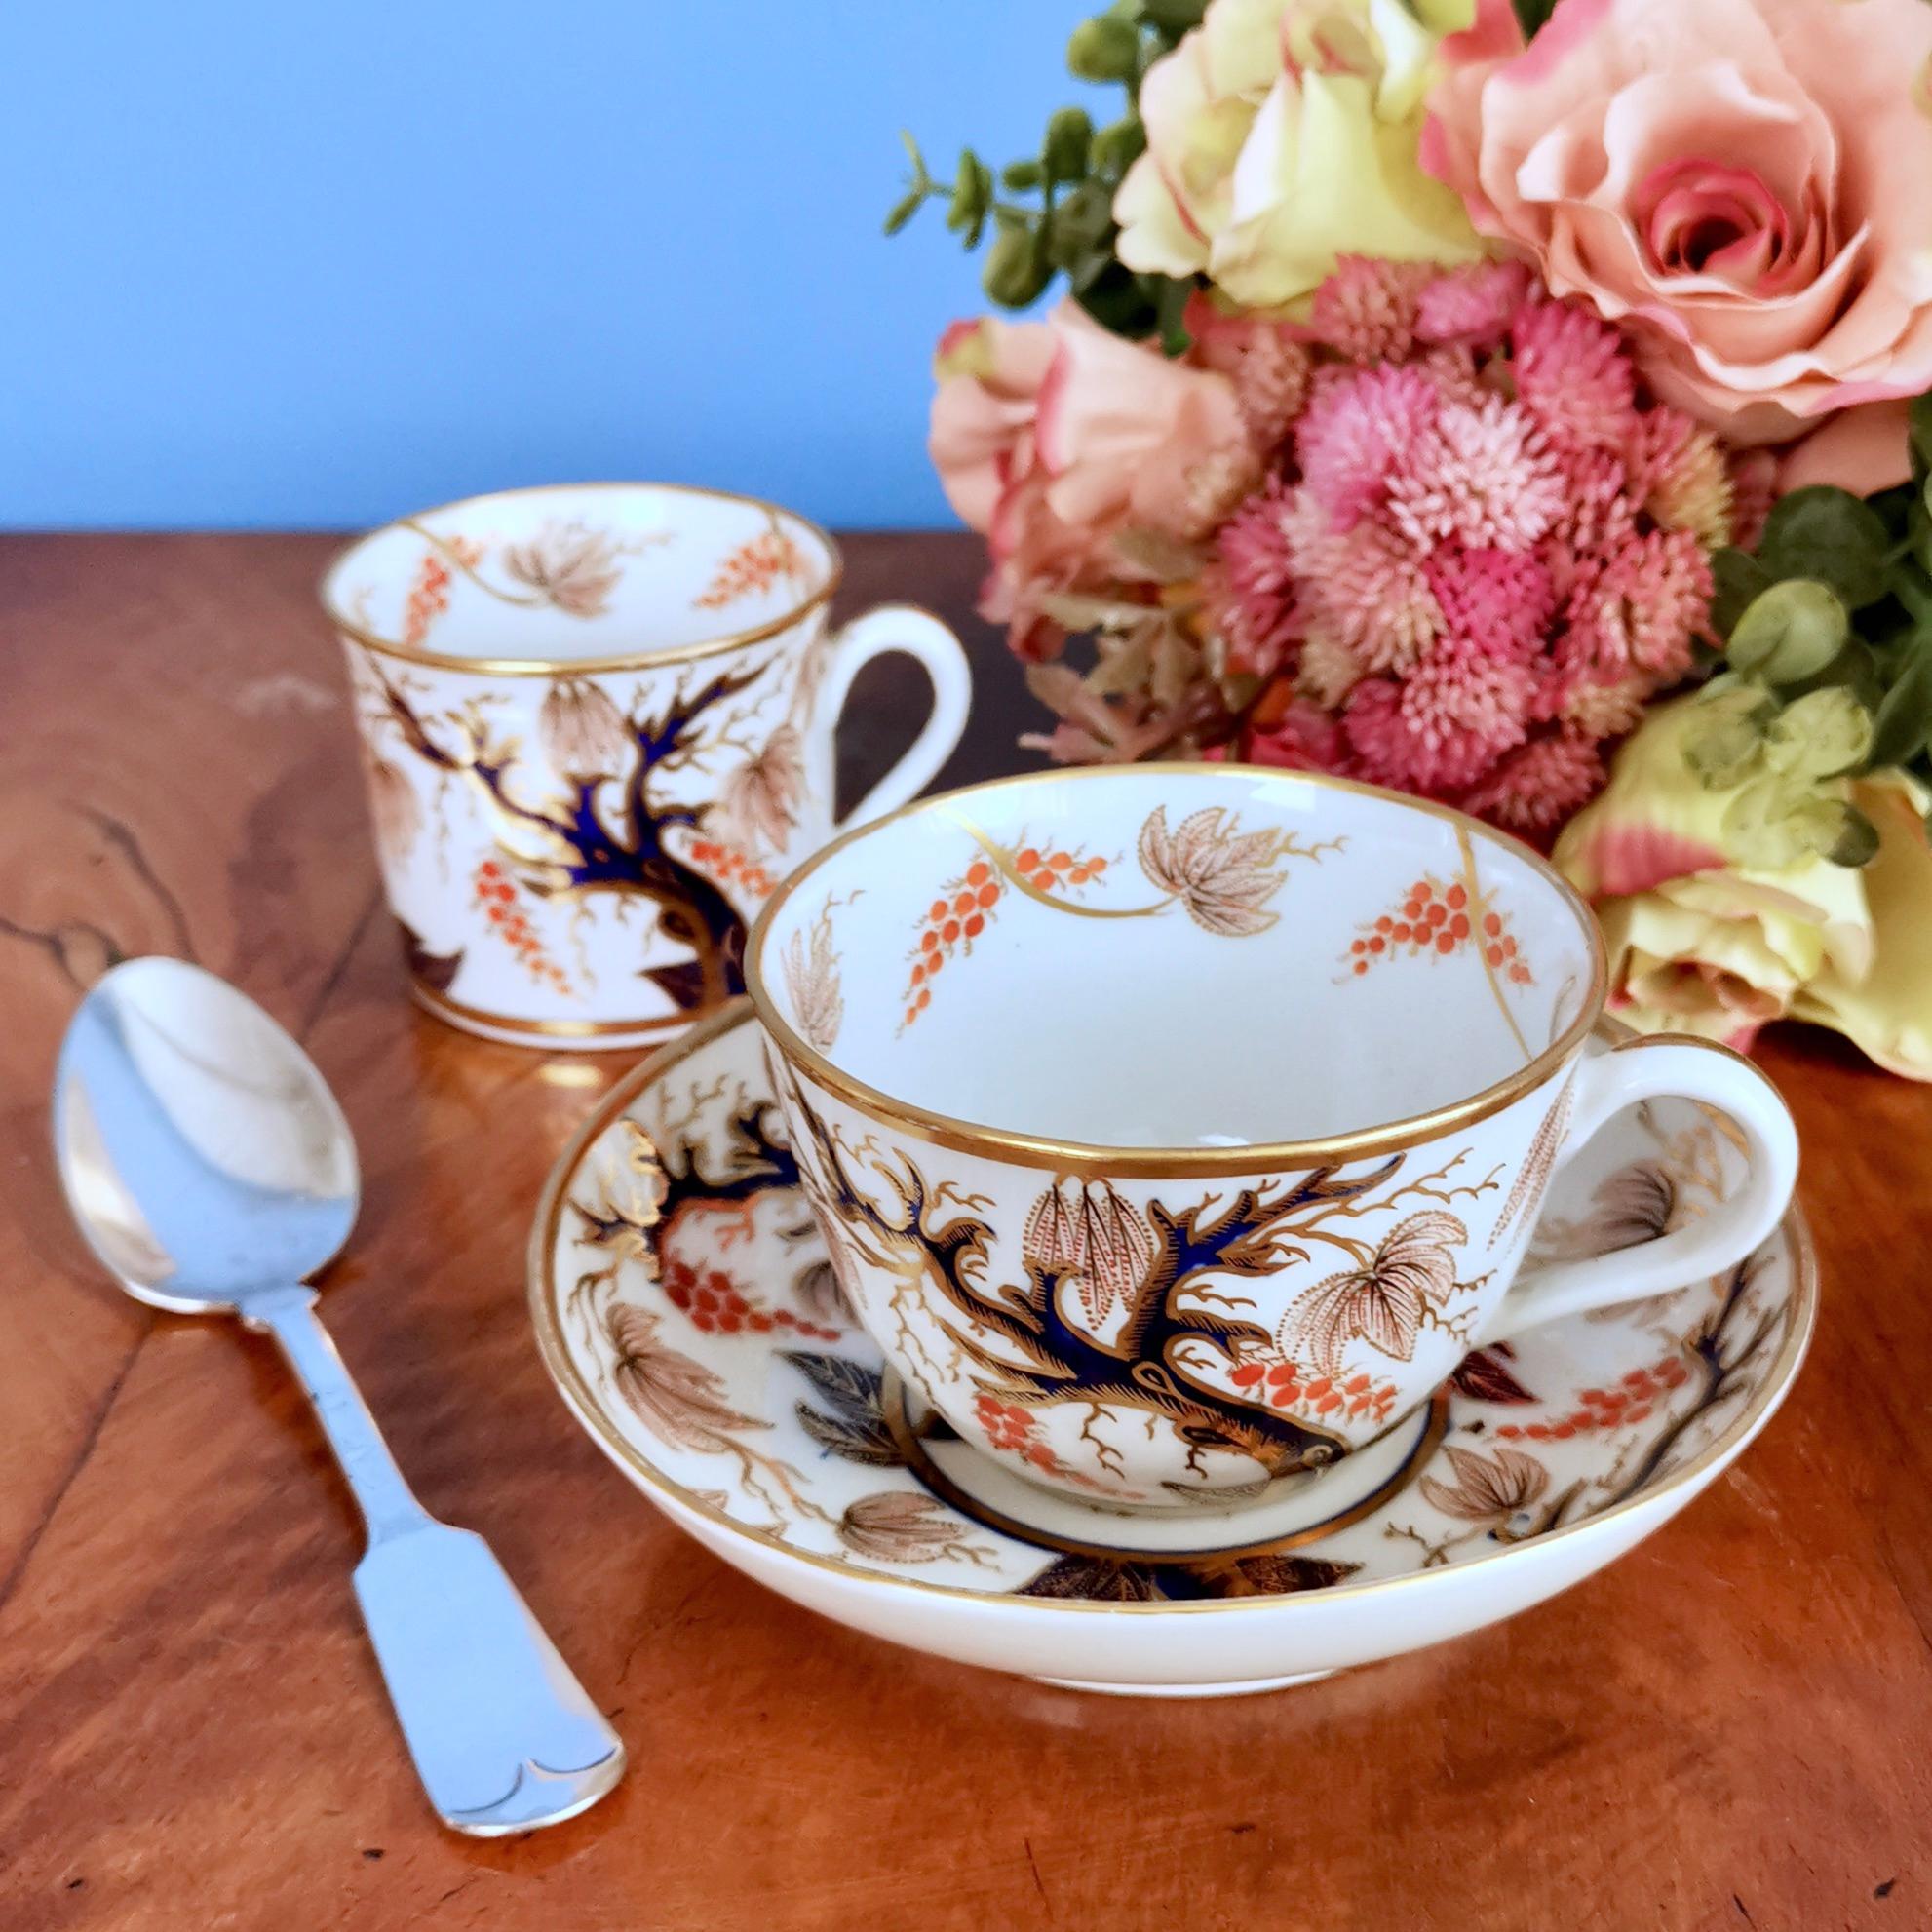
[1510,302,1635,455]
[1460,728,1604,832]
[1343,654,1534,793]
[1304,256,1434,366]
[1204,478,1299,677]
[1423,548,1554,664]
[1414,259,1533,349]
[1295,363,1441,532]
[1384,391,1565,552]
[1281,493,1440,674]
[1221,258,1748,834]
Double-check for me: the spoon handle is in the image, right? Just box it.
[242,1285,429,1540]
[242,1285,626,1835]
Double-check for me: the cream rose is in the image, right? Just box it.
[1113,0,1483,310]
[1555,696,1932,1076]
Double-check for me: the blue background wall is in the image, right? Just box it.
[0,3,1078,530]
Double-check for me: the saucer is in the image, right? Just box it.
[529,1001,1815,1696]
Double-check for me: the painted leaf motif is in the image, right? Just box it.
[781,1350,883,1423]
[720,723,804,853]
[1449,1343,1537,1405]
[1017,1555,1163,1603]
[1280,1211,1467,1377]
[1580,1159,1679,1252]
[1217,1552,1363,1596]
[364,754,422,865]
[606,1304,763,1449]
[796,1404,903,1466]
[837,1491,965,1562]
[1138,804,1287,936]
[1418,1444,1549,1522]
[504,523,623,617]
[1022,1179,1155,1328]
[781,909,843,1052]
[538,676,631,777]
[1488,1080,1573,1249]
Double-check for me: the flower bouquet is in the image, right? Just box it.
[889,0,1932,1075]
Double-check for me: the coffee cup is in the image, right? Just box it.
[323,483,970,1048]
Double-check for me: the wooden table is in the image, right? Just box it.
[2,531,1928,1932]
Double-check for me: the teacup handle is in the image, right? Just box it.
[804,603,973,834]
[1481,1036,1799,1339]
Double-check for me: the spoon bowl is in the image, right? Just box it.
[56,955,358,1311]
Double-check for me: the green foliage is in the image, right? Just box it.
[1725,579,1847,683]
[1694,396,1932,865]
[1752,487,1892,610]
[884,3,1205,343]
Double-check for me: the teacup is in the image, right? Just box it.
[322,483,970,1049]
[747,763,1798,1510]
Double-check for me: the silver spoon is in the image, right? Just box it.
[52,955,625,1835]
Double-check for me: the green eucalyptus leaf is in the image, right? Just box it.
[1761,687,1873,781]
[898,130,929,187]
[1708,548,1771,639]
[1726,578,1847,681]
[1756,486,1894,609]
[1684,685,1775,789]
[1067,14,1142,81]
[1092,114,1146,175]
[944,149,991,241]
[1044,179,1113,269]
[1869,636,1932,770]
[1044,107,1094,184]
[982,225,1052,308]
[1002,159,1044,191]
[1830,805,1880,868]
[1139,0,1207,33]
[1075,259,1159,335]
[882,188,924,237]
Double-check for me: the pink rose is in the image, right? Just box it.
[929,300,1249,656]
[1423,0,1932,482]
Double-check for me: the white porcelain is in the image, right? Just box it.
[528,1002,1815,1696]
[321,483,971,1049]
[745,765,1800,1508]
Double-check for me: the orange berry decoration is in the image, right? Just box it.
[1343,869,1533,989]
[1493,1351,1689,1443]
[899,828,1111,1030]
[686,834,772,902]
[472,858,571,994]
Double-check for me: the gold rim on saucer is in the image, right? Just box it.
[319,480,842,676]
[525,998,1817,1618]
[746,763,1612,1180]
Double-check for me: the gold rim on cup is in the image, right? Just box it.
[745,762,1612,1180]
[525,998,1818,1618]
[318,480,843,676]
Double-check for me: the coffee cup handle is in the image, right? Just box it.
[1480,1036,1799,1340]
[804,603,973,834]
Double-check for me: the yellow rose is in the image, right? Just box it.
[1112,0,1483,309]
[1554,695,1932,1078]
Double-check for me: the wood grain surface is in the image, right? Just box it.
[1,530,1926,1932]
